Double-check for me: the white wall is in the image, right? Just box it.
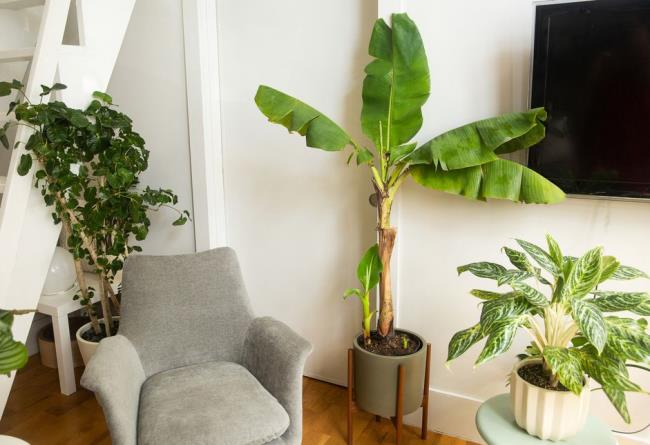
[216,2,650,442]
[398,1,650,443]
[106,0,195,255]
[217,0,378,384]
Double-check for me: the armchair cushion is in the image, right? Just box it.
[138,361,289,445]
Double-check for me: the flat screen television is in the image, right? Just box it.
[529,0,650,198]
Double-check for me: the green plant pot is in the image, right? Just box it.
[353,329,427,418]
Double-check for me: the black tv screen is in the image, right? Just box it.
[529,0,650,198]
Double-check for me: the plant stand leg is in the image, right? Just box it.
[347,348,354,445]
[52,313,76,395]
[393,364,405,445]
[421,343,431,439]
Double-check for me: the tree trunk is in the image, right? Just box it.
[376,184,396,338]
[62,218,101,334]
[377,226,396,337]
[98,277,113,337]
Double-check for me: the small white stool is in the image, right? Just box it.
[36,272,116,395]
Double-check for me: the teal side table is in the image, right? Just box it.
[476,394,617,445]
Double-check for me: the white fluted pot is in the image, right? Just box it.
[510,358,590,441]
[76,317,119,365]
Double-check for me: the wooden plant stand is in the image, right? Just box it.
[347,343,432,445]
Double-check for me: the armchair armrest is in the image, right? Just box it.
[242,317,312,445]
[80,335,146,445]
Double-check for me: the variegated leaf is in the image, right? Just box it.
[571,298,607,353]
[611,265,649,280]
[480,296,530,335]
[546,234,563,269]
[551,275,564,303]
[562,256,577,279]
[457,262,506,280]
[562,247,603,300]
[632,301,650,316]
[603,386,631,424]
[447,323,484,363]
[599,256,621,284]
[503,247,530,272]
[591,292,650,313]
[0,331,28,376]
[605,317,648,332]
[511,282,549,307]
[542,347,585,394]
[475,318,520,366]
[582,349,641,392]
[470,289,506,300]
[604,317,650,362]
[497,269,533,286]
[516,239,559,276]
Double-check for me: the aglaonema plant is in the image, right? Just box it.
[255,13,564,342]
[0,81,189,337]
[447,234,650,422]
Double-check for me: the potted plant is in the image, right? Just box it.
[448,235,650,440]
[0,81,189,363]
[255,13,565,420]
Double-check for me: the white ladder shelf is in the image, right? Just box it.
[0,0,135,414]
[0,0,45,10]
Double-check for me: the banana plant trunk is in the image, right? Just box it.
[377,188,396,337]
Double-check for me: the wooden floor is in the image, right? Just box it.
[0,356,475,445]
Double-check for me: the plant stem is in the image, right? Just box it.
[104,278,120,313]
[5,309,34,315]
[376,180,399,337]
[62,218,101,335]
[98,278,113,337]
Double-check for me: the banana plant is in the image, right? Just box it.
[448,235,650,423]
[344,245,383,345]
[255,13,564,339]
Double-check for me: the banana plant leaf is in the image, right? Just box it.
[410,158,565,204]
[255,85,353,151]
[360,13,430,149]
[407,108,547,171]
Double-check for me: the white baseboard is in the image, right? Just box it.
[403,387,484,444]
[304,375,650,445]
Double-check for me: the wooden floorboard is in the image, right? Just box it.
[0,356,475,445]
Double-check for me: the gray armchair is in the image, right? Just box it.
[81,247,312,445]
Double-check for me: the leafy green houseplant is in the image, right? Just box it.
[0,81,189,342]
[448,235,650,439]
[255,12,564,347]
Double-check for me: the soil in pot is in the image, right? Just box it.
[357,331,422,356]
[518,363,569,391]
[80,320,120,343]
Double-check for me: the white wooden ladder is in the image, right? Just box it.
[0,0,135,414]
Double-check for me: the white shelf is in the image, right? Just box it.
[0,0,45,10]
[0,47,35,63]
[37,271,120,317]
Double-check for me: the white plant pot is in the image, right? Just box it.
[76,317,119,365]
[0,436,29,445]
[510,358,590,441]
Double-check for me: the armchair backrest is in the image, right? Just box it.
[119,247,254,377]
